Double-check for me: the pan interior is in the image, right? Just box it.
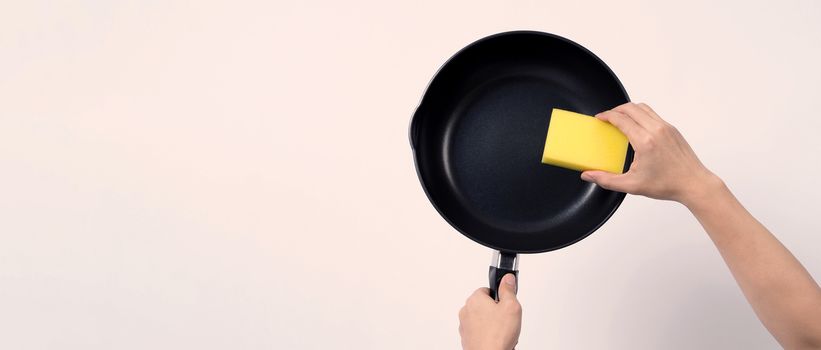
[446,75,597,232]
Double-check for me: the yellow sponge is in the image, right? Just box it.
[541,108,629,174]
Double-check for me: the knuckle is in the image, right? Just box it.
[512,301,522,312]
[611,113,627,125]
[466,289,480,301]
[638,102,653,112]
[635,136,652,149]
[465,296,477,306]
[505,301,522,314]
[643,135,656,147]
[652,125,666,135]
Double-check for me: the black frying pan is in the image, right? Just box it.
[410,31,633,299]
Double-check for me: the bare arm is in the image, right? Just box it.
[582,102,821,349]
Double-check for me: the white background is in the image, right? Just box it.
[1,0,819,349]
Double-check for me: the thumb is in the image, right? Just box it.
[581,170,633,193]
[498,273,518,301]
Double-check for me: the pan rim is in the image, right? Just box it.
[409,30,631,254]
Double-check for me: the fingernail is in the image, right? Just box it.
[580,173,593,182]
[504,274,516,285]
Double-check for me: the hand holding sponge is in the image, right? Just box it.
[541,108,629,174]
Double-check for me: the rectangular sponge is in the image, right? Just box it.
[541,108,629,174]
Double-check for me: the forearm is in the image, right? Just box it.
[581,103,821,347]
[684,177,821,349]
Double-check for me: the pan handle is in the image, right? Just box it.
[488,251,519,301]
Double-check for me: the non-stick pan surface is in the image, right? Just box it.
[410,31,632,253]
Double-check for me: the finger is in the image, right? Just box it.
[595,110,645,141]
[467,287,492,304]
[613,102,660,130]
[497,273,518,302]
[472,287,491,297]
[581,170,635,193]
[635,103,665,122]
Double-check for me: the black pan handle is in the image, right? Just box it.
[488,251,519,301]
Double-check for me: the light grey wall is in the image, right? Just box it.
[2,0,819,349]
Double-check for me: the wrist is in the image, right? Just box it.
[677,171,727,210]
